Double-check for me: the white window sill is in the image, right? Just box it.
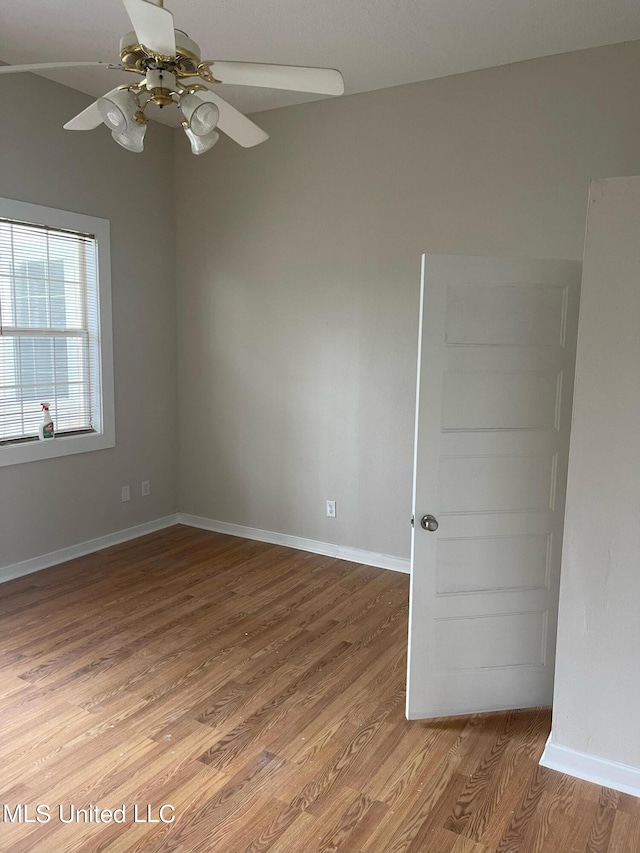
[0,429,115,467]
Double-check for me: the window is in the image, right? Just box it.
[0,198,114,466]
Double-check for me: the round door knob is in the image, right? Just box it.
[420,514,439,532]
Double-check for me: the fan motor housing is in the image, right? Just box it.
[119,29,201,74]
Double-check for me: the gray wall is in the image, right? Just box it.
[3,41,640,574]
[3,42,640,781]
[551,176,640,768]
[175,41,640,559]
[0,74,178,568]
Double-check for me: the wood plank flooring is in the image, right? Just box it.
[0,525,638,852]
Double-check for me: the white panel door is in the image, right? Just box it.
[406,254,581,719]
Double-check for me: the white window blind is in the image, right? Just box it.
[0,218,101,443]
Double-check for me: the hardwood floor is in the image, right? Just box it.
[1,525,638,852]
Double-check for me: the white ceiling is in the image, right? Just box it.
[1,0,639,127]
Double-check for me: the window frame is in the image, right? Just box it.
[0,197,115,467]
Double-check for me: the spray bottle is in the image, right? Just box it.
[39,403,55,440]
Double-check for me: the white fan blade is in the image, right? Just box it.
[209,61,345,96]
[195,90,268,148]
[63,88,122,131]
[121,0,176,57]
[0,61,112,75]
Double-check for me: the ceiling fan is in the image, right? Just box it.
[0,0,345,154]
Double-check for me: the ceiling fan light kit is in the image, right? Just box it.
[97,89,140,132]
[112,121,147,153]
[180,93,219,136]
[97,87,148,151]
[0,0,345,157]
[183,125,219,155]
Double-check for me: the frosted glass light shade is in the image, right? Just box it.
[98,90,139,132]
[183,125,219,155]
[181,93,219,137]
[111,121,146,153]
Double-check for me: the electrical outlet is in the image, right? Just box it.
[326,500,336,518]
[141,480,150,497]
[121,485,130,502]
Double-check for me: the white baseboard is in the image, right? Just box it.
[540,735,640,797]
[177,513,410,574]
[0,513,410,585]
[0,514,180,585]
